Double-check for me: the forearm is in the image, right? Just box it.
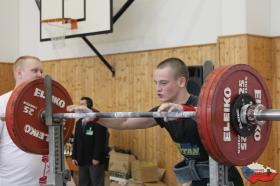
[97,118,128,129]
[66,105,157,129]
[98,118,157,130]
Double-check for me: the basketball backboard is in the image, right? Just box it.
[40,0,112,41]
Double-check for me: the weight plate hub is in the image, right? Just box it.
[230,94,256,137]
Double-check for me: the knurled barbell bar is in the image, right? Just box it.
[1,112,196,120]
[1,106,279,120]
[0,64,279,165]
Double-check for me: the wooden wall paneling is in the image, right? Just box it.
[0,63,14,94]
[217,35,278,186]
[248,36,273,88]
[131,52,154,160]
[270,37,280,186]
[197,44,219,66]
[243,36,274,186]
[43,57,114,107]
[218,35,249,66]
[112,53,137,156]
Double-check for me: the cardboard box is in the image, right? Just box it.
[110,171,131,179]
[109,151,136,175]
[109,175,130,185]
[143,182,167,186]
[157,168,165,181]
[127,179,144,186]
[72,171,79,186]
[131,160,159,182]
[127,183,144,186]
[65,157,78,171]
[105,171,110,186]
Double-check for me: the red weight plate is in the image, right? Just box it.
[6,78,74,155]
[197,67,221,161]
[197,66,231,163]
[207,64,271,165]
[205,66,235,163]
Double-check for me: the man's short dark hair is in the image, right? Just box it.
[81,97,93,109]
[157,57,189,80]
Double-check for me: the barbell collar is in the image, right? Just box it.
[243,104,266,126]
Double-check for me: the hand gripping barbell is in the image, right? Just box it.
[0,64,279,165]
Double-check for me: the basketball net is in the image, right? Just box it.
[41,18,77,49]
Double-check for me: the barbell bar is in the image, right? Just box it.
[1,105,280,121]
[54,108,280,121]
[1,111,197,120]
[1,64,279,165]
[253,108,280,121]
[53,111,197,119]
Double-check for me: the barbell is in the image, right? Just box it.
[0,64,279,166]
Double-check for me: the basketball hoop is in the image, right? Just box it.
[41,18,78,48]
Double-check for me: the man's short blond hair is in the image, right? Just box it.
[13,56,41,73]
